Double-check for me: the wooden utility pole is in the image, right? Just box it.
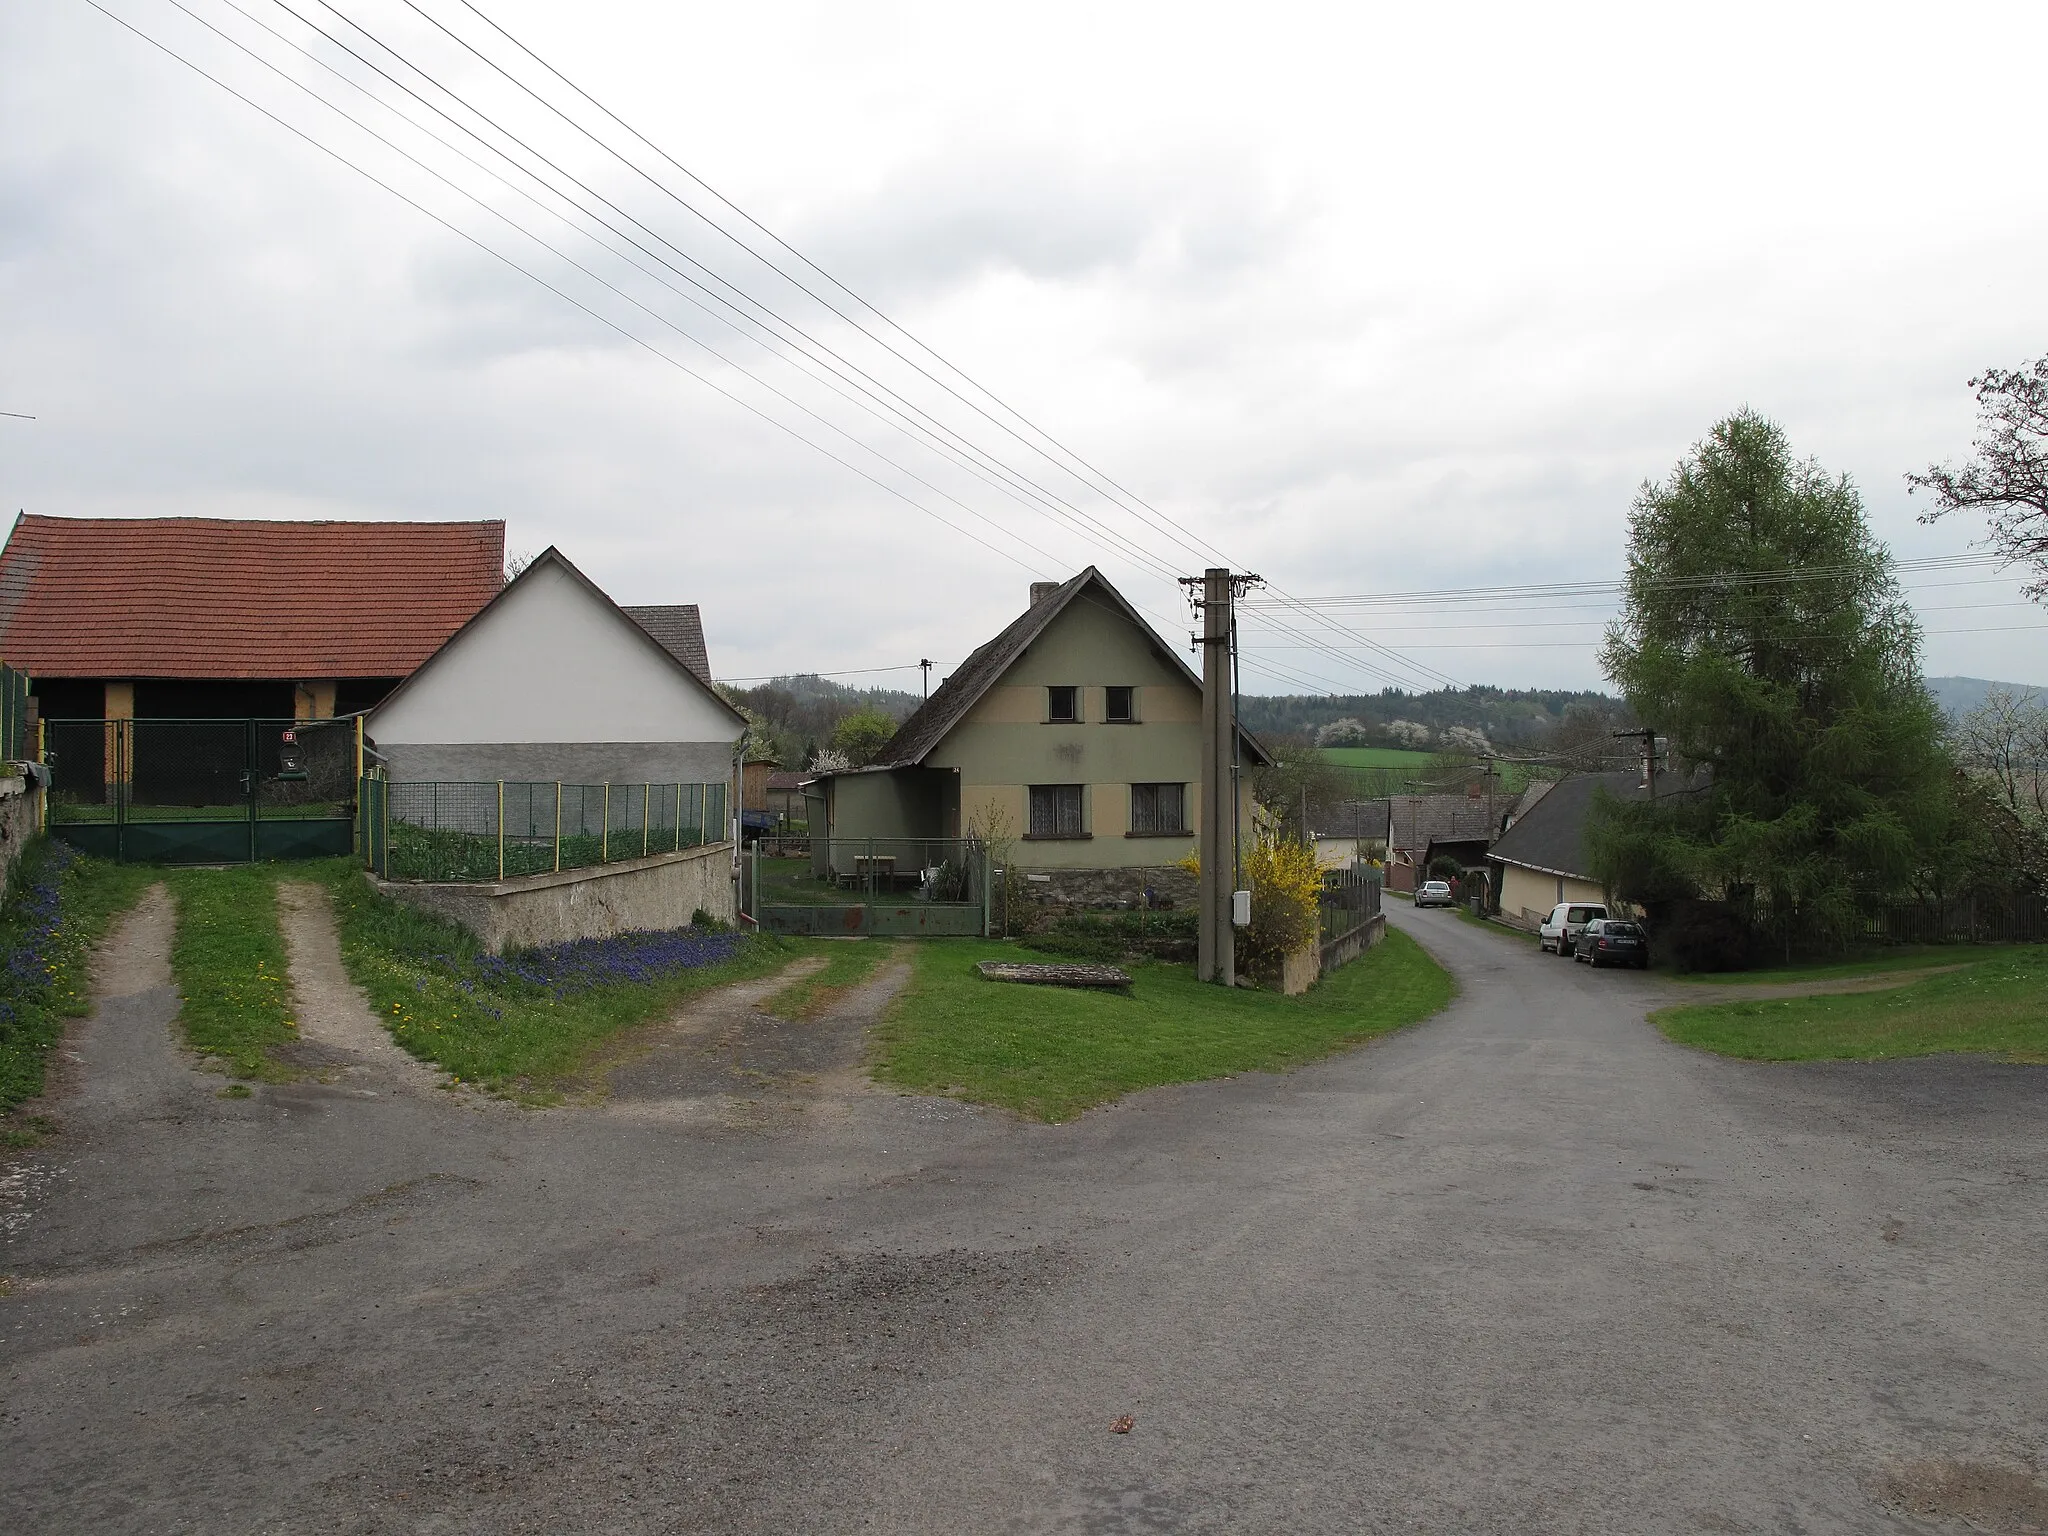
[1191,568,1239,986]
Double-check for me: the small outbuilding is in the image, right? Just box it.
[365,547,746,787]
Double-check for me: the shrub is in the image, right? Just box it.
[1661,900,1754,973]
[1239,835,1323,976]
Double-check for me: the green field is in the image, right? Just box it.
[1317,747,1436,769]
[1316,746,1534,795]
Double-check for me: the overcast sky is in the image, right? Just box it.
[5,0,2047,696]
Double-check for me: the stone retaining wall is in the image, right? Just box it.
[375,840,735,953]
[0,774,42,892]
[1015,864,1197,914]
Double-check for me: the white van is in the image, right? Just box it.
[1539,902,1608,955]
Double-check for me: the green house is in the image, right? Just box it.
[806,569,1269,907]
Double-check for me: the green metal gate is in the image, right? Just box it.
[745,836,990,937]
[44,717,358,863]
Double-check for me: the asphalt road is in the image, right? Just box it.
[4,898,2044,1534]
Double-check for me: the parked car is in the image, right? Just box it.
[1415,879,1456,908]
[1539,901,1608,954]
[1574,918,1649,969]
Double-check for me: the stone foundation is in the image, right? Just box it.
[376,841,735,953]
[1014,864,1197,914]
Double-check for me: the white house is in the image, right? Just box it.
[365,547,747,787]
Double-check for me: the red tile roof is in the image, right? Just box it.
[0,515,505,680]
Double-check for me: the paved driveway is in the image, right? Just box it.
[4,899,2044,1534]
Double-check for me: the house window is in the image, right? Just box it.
[1130,782,1186,834]
[1028,784,1084,837]
[1046,686,1079,723]
[1105,686,1134,723]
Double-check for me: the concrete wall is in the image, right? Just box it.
[375,840,735,953]
[1497,862,1606,928]
[368,556,743,751]
[378,740,734,786]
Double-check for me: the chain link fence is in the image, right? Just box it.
[362,778,730,883]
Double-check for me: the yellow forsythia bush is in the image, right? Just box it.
[1242,835,1322,974]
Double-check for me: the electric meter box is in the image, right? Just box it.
[1231,889,1252,928]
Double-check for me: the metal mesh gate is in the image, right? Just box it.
[44,717,360,862]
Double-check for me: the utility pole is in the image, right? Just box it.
[1612,728,1661,800]
[919,658,932,699]
[1184,568,1259,985]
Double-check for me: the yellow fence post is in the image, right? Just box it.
[497,781,505,882]
[554,782,562,873]
[36,719,46,833]
[354,716,364,782]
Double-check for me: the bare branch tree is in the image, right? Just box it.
[1907,356,2048,598]
[1951,684,2048,818]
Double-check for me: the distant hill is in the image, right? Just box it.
[1925,676,2046,718]
[722,673,925,767]
[1239,685,1619,745]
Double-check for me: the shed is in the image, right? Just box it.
[365,547,746,787]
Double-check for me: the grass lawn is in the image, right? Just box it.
[312,860,814,1097]
[1661,945,2016,986]
[872,928,1454,1122]
[0,840,155,1126]
[1652,946,2048,1062]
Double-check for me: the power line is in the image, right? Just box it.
[421,1,1462,690]
[263,0,1186,587]
[320,0,1189,587]
[87,0,1055,579]
[1244,553,2011,611]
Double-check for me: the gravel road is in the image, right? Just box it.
[3,896,2043,1534]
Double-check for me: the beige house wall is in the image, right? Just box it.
[932,592,1254,872]
[1499,862,1606,926]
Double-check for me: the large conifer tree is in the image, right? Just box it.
[1594,410,1953,949]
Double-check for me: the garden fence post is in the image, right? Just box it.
[642,783,650,859]
[602,783,611,863]
[554,782,562,873]
[676,782,683,852]
[497,781,505,882]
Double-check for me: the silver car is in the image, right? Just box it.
[1415,880,1456,908]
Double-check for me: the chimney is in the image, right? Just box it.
[1030,581,1060,606]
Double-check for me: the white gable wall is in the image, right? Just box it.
[372,560,738,746]
[366,558,741,787]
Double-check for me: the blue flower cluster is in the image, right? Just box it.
[433,924,745,999]
[0,840,81,1064]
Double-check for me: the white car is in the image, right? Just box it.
[1415,880,1457,908]
[1539,901,1608,955]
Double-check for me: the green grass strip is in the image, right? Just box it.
[0,840,154,1119]
[313,860,804,1098]
[1661,945,2014,986]
[164,866,298,1079]
[873,927,1454,1122]
[761,940,890,1020]
[1653,947,2048,1061]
